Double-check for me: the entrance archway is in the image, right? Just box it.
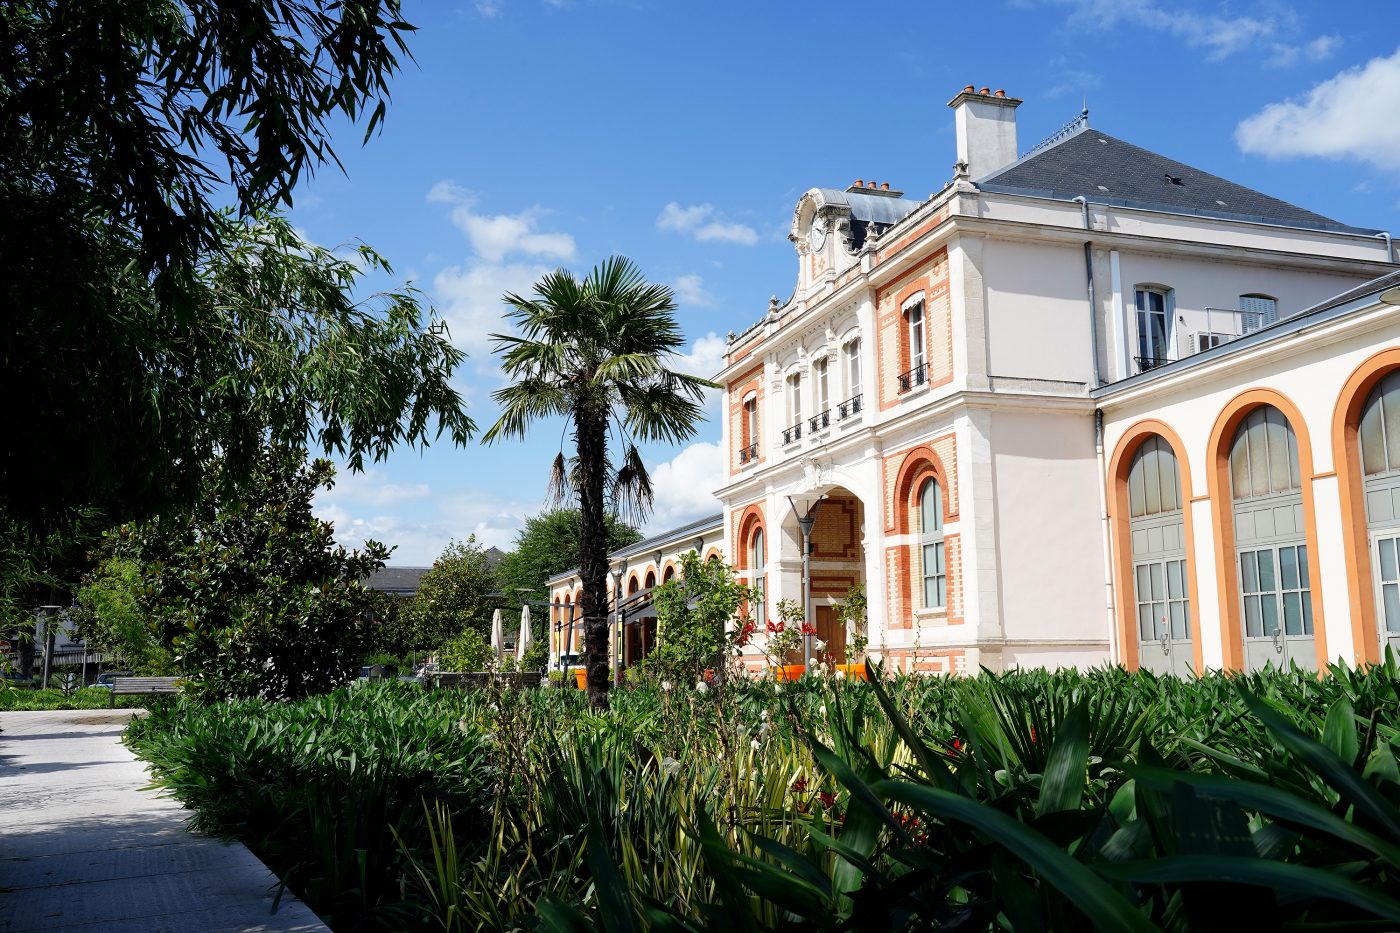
[780,486,866,666]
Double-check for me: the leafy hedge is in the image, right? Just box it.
[128,660,1400,930]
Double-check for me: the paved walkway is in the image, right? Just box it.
[0,709,328,933]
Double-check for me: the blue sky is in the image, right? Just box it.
[305,0,1400,564]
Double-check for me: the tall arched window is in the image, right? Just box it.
[919,478,945,608]
[1358,371,1400,655]
[751,527,766,628]
[1230,405,1313,671]
[1127,435,1191,675]
[663,564,675,583]
[645,570,656,590]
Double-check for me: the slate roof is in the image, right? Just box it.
[978,126,1380,235]
[812,188,923,251]
[365,566,430,595]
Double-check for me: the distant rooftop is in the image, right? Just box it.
[547,512,724,585]
[979,125,1381,236]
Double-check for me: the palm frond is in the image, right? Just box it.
[610,443,654,528]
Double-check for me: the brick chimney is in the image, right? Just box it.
[948,86,1023,181]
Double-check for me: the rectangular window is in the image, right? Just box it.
[786,373,802,435]
[1135,288,1170,366]
[815,358,829,413]
[845,340,861,397]
[906,300,925,371]
[754,575,766,628]
[743,398,758,446]
[922,541,946,608]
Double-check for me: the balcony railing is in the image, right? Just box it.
[898,363,928,393]
[837,394,863,420]
[738,443,758,464]
[782,422,803,445]
[1134,355,1172,373]
[808,409,831,433]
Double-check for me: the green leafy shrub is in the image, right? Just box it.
[520,639,548,673]
[440,628,491,672]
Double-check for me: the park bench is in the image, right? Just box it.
[108,676,183,707]
[426,671,542,690]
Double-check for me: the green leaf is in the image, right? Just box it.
[1323,697,1360,765]
[1100,855,1400,921]
[874,780,1156,933]
[1037,701,1090,816]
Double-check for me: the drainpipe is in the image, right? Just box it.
[1095,409,1119,665]
[1377,231,1395,265]
[1073,197,1102,388]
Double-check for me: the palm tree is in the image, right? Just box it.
[483,257,714,708]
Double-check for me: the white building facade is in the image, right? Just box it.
[551,86,1399,677]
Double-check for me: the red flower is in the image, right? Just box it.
[946,737,962,759]
[765,620,777,633]
[818,791,837,809]
[1030,728,1038,744]
[799,623,817,636]
[791,777,808,793]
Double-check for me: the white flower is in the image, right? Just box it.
[661,680,672,692]
[819,705,827,717]
[489,703,499,713]
[750,739,760,751]
[695,681,709,694]
[836,670,846,680]
[814,638,826,651]
[456,717,470,734]
[759,721,772,737]
[760,709,769,722]
[661,756,681,776]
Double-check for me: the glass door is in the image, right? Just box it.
[1372,533,1400,658]
[1239,545,1315,672]
[1134,558,1192,676]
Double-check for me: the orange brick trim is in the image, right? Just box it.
[734,503,766,570]
[891,445,955,534]
[1104,420,1204,675]
[1331,348,1400,666]
[1206,388,1327,672]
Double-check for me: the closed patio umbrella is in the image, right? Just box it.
[490,608,504,660]
[516,604,532,664]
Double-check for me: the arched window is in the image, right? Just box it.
[1357,371,1400,655]
[628,575,639,596]
[663,564,675,583]
[1229,405,1313,671]
[1359,370,1400,478]
[1126,435,1191,675]
[751,527,767,628]
[644,570,656,590]
[919,478,945,608]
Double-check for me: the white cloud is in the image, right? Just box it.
[647,441,723,531]
[1267,34,1341,69]
[671,273,712,307]
[657,202,759,245]
[433,260,551,361]
[1236,47,1400,173]
[670,331,727,416]
[1045,0,1281,60]
[427,181,576,263]
[474,0,502,17]
[319,469,430,508]
[1044,68,1101,99]
[319,483,540,564]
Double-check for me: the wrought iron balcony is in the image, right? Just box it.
[808,409,830,433]
[836,394,863,420]
[1135,355,1173,373]
[738,443,758,464]
[898,363,928,393]
[782,422,803,445]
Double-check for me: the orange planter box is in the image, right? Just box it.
[775,664,806,682]
[573,668,588,690]
[835,663,869,681]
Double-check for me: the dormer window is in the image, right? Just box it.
[1240,294,1278,334]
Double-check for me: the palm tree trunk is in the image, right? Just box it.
[575,407,610,710]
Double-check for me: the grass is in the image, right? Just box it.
[126,659,1400,931]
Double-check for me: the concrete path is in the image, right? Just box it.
[0,709,328,933]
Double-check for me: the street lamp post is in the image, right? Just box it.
[786,496,824,671]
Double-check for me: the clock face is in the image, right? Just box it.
[808,216,827,251]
